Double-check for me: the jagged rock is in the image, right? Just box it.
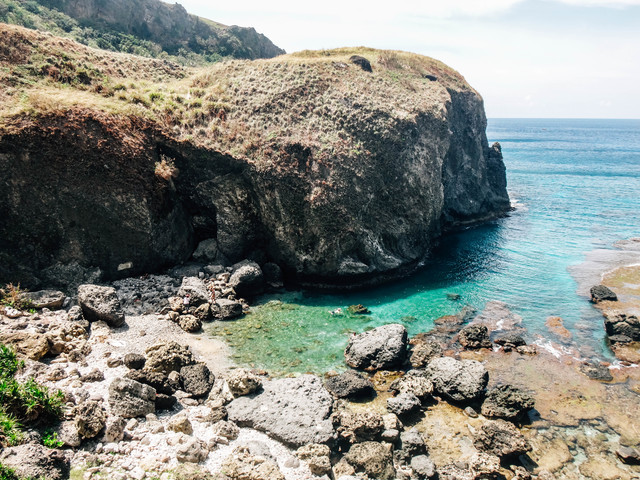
[124,353,146,370]
[389,370,433,401]
[175,434,208,463]
[214,298,244,320]
[297,443,332,476]
[349,55,373,72]
[77,284,125,327]
[108,377,156,418]
[227,375,334,447]
[219,446,285,480]
[409,339,442,368]
[0,444,70,480]
[21,289,65,309]
[0,332,49,360]
[345,324,408,371]
[387,392,421,417]
[494,332,526,348]
[468,452,501,477]
[411,455,436,479]
[229,261,264,297]
[103,416,126,443]
[604,311,640,341]
[168,414,193,435]
[590,285,618,303]
[325,371,375,399]
[616,445,640,465]
[178,277,211,306]
[426,356,488,403]
[126,369,179,395]
[344,441,395,480]
[481,384,534,419]
[212,420,240,440]
[474,419,532,458]
[145,341,195,373]
[177,314,202,332]
[458,324,491,349]
[181,363,215,398]
[395,429,427,465]
[226,368,263,396]
[333,410,384,443]
[74,400,107,438]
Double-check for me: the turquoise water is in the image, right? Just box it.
[210,119,640,374]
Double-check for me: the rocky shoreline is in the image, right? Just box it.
[1,256,640,480]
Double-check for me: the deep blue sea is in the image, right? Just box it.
[210,118,640,373]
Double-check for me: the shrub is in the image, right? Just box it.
[154,156,179,181]
[0,344,23,379]
[0,463,20,480]
[0,284,34,311]
[42,430,63,448]
[0,408,22,447]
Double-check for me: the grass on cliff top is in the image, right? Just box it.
[0,23,475,173]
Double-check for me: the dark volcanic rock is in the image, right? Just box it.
[474,419,532,458]
[126,369,179,395]
[345,324,408,371]
[349,55,373,72]
[77,284,125,327]
[0,444,70,480]
[604,311,640,341]
[324,371,375,399]
[227,375,334,447]
[458,324,491,349]
[124,353,146,370]
[590,285,618,303]
[180,363,215,398]
[494,332,526,348]
[481,384,535,419]
[426,356,488,403]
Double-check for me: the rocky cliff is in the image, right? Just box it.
[0,26,509,289]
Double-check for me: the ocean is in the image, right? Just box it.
[209,118,640,374]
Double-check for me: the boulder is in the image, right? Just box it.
[74,400,107,439]
[77,284,125,327]
[103,416,126,443]
[604,311,640,341]
[176,435,208,463]
[124,353,146,370]
[229,261,264,297]
[494,332,526,348]
[469,452,501,478]
[181,363,215,398]
[177,314,202,333]
[426,356,488,403]
[579,362,613,382]
[21,289,65,309]
[297,443,332,476]
[387,392,421,417]
[219,446,285,480]
[345,324,408,371]
[344,441,395,480]
[0,444,70,480]
[168,414,193,435]
[409,339,442,368]
[324,371,375,399]
[616,445,640,465]
[349,55,373,72]
[389,370,433,401]
[192,238,220,263]
[145,341,195,373]
[178,276,211,306]
[481,384,534,419]
[108,377,156,418]
[590,285,618,303]
[226,368,263,396]
[458,324,491,349]
[214,298,244,320]
[126,369,179,395]
[474,419,532,458]
[411,455,436,479]
[227,375,334,447]
[55,421,81,448]
[0,331,49,360]
[395,429,427,464]
[333,410,384,443]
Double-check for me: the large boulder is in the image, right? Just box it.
[145,341,195,373]
[178,277,211,306]
[0,444,70,480]
[590,285,618,303]
[603,312,640,341]
[344,441,395,480]
[458,324,491,349]
[345,324,408,371]
[325,371,375,399]
[180,363,215,398]
[425,356,488,403]
[227,375,334,447]
[481,384,535,420]
[213,298,244,320]
[474,419,532,458]
[108,377,156,418]
[229,261,264,297]
[74,400,107,439]
[77,284,125,327]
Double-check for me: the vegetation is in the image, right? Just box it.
[0,283,34,311]
[0,464,21,480]
[42,429,63,448]
[0,344,64,448]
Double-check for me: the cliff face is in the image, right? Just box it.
[0,29,509,289]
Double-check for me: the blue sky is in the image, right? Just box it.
[179,0,640,118]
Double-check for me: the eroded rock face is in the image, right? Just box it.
[345,324,408,371]
[426,356,488,403]
[604,311,640,341]
[227,375,334,447]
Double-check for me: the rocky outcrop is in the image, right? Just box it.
[474,419,532,458]
[426,356,488,403]
[603,311,640,342]
[345,324,408,371]
[481,384,534,419]
[590,285,618,303]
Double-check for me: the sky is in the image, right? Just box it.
[177,0,640,118]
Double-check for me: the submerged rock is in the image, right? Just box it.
[227,375,334,447]
[345,324,408,371]
[426,356,488,403]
